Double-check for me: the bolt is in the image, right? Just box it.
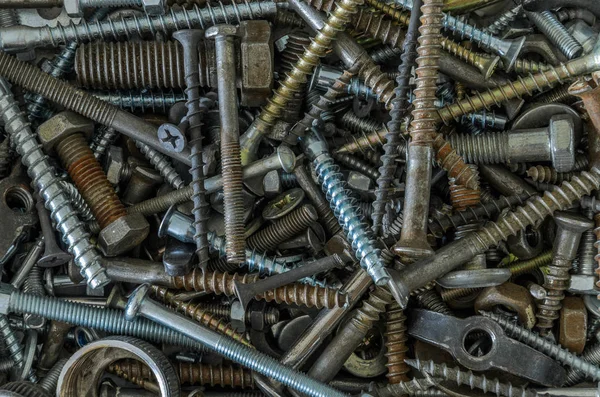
[389,168,600,308]
[124,284,347,397]
[173,30,214,266]
[233,254,345,309]
[536,211,592,334]
[526,11,583,59]
[449,114,577,172]
[39,112,149,257]
[22,266,46,330]
[482,311,600,381]
[302,130,389,286]
[90,90,186,114]
[0,81,108,288]
[206,25,246,265]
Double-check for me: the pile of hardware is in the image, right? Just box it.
[2,0,600,395]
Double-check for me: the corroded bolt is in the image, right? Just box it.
[38,111,149,256]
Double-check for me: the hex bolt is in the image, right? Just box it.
[302,130,389,286]
[483,311,600,381]
[128,146,296,216]
[449,114,578,172]
[39,112,149,257]
[388,168,600,308]
[0,1,279,51]
[525,11,583,59]
[233,254,345,309]
[206,25,246,264]
[0,81,108,288]
[124,284,347,397]
[536,211,592,334]
[247,204,319,252]
[35,196,72,267]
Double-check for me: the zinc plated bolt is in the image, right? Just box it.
[0,82,108,288]
[302,129,390,286]
[526,11,583,59]
[482,311,600,381]
[206,25,246,265]
[0,1,280,51]
[124,284,347,397]
[448,114,578,172]
[388,168,600,308]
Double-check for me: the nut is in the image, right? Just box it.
[549,114,576,172]
[98,213,150,257]
[347,171,372,192]
[38,111,94,154]
[63,0,82,17]
[568,274,596,294]
[141,0,166,15]
[104,146,126,185]
[559,296,587,354]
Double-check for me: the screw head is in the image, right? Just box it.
[554,211,593,233]
[172,30,205,47]
[125,284,151,321]
[157,123,187,153]
[276,146,296,173]
[205,25,239,40]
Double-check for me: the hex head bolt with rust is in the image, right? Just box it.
[206,25,246,264]
[38,112,149,257]
[536,212,592,335]
[449,114,578,172]
[124,284,347,397]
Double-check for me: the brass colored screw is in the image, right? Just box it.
[385,302,410,383]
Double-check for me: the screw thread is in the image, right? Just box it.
[91,90,186,113]
[108,366,160,393]
[565,343,600,385]
[526,11,582,59]
[23,265,45,297]
[135,141,185,190]
[385,212,403,240]
[56,133,126,229]
[128,185,193,216]
[151,286,251,346]
[370,45,402,64]
[244,0,363,149]
[79,0,142,7]
[440,287,480,301]
[171,268,344,309]
[379,377,439,396]
[0,81,108,288]
[449,180,481,211]
[351,287,393,334]
[592,212,600,293]
[578,210,596,276]
[7,291,206,351]
[4,2,278,49]
[0,382,48,396]
[414,289,453,314]
[90,127,118,160]
[333,152,380,180]
[221,137,246,264]
[272,9,306,28]
[482,311,600,381]
[484,4,522,35]
[0,9,18,28]
[433,134,481,190]
[341,111,383,134]
[406,358,538,397]
[384,302,410,383]
[314,153,388,284]
[526,165,573,184]
[248,205,318,252]
[0,315,24,372]
[38,358,68,393]
[0,138,12,179]
[536,256,572,332]
[60,181,96,223]
[448,132,509,164]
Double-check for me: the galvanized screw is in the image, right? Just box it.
[525,11,583,59]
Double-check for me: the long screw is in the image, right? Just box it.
[124,285,347,397]
[0,81,108,288]
[239,0,364,165]
[526,11,582,59]
[390,168,600,307]
[372,0,422,235]
[173,30,213,265]
[0,1,280,51]
[90,90,186,114]
[395,0,444,261]
[482,311,600,381]
[206,25,246,264]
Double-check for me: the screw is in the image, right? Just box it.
[564,342,600,385]
[389,168,600,308]
[22,265,46,330]
[482,311,600,381]
[38,358,68,394]
[233,254,345,309]
[536,211,591,334]
[206,25,246,265]
[0,82,108,288]
[526,165,574,184]
[135,141,185,190]
[173,30,214,265]
[128,146,296,216]
[302,130,389,286]
[89,127,118,161]
[90,90,186,114]
[124,284,347,397]
[448,114,577,172]
[35,196,72,267]
[526,11,583,59]
[384,302,410,383]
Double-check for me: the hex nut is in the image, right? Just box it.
[141,0,165,15]
[559,296,587,354]
[63,0,82,17]
[125,284,150,321]
[568,274,596,294]
[98,213,150,257]
[38,111,94,154]
[105,146,126,185]
[238,20,273,107]
[549,114,576,172]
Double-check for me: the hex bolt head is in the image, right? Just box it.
[38,111,94,155]
[142,0,166,15]
[549,115,577,172]
[205,25,239,40]
[98,213,150,257]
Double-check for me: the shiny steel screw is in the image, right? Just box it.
[124,284,347,397]
[90,90,186,114]
[526,11,583,59]
[173,30,213,265]
[206,25,246,264]
[0,82,108,288]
